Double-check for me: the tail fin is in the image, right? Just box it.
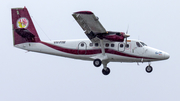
[11,7,41,45]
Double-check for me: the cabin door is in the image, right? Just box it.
[118,43,131,53]
[118,43,125,52]
[78,42,87,55]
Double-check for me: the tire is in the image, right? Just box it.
[93,59,102,67]
[146,66,153,73]
[102,67,110,75]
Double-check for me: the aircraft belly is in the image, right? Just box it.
[15,42,92,60]
[39,43,94,60]
[107,54,137,62]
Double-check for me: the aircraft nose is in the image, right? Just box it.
[164,52,170,59]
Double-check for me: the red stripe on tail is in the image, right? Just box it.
[11,7,41,45]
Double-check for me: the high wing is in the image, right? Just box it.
[72,11,107,42]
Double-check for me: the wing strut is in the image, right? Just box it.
[91,39,108,61]
[100,40,105,56]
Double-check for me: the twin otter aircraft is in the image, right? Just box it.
[11,7,169,75]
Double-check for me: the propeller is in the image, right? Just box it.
[124,25,130,47]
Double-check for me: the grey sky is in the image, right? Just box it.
[0,0,179,101]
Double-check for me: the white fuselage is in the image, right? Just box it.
[15,39,169,63]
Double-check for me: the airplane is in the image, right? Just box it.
[11,7,170,75]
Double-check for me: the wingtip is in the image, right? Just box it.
[73,11,93,14]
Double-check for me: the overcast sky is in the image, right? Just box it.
[0,0,179,101]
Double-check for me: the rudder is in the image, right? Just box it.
[11,7,41,45]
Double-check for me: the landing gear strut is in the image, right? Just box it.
[146,65,153,73]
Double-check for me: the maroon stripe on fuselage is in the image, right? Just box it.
[40,41,155,59]
[41,41,101,55]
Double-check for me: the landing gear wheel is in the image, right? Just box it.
[102,67,110,75]
[146,66,153,73]
[93,59,102,67]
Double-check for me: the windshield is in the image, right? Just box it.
[140,42,147,46]
[136,42,142,47]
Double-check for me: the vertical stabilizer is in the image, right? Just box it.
[11,7,41,45]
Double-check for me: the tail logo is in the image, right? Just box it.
[16,17,29,28]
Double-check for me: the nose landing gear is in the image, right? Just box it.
[145,65,153,73]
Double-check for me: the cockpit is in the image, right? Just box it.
[136,42,147,47]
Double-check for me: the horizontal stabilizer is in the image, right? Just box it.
[15,28,35,42]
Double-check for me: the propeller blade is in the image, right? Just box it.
[126,25,129,34]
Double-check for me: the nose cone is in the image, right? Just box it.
[164,52,170,59]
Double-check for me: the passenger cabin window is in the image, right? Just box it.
[95,43,99,47]
[126,44,129,48]
[81,43,84,47]
[111,44,115,47]
[120,44,123,48]
[136,42,142,47]
[105,43,109,47]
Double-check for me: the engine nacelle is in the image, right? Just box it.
[102,31,125,42]
[87,31,129,42]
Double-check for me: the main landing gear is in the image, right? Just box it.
[93,59,102,67]
[93,59,110,75]
[102,67,110,75]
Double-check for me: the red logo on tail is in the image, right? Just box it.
[17,17,29,28]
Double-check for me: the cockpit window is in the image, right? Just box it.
[136,42,142,47]
[140,42,147,46]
